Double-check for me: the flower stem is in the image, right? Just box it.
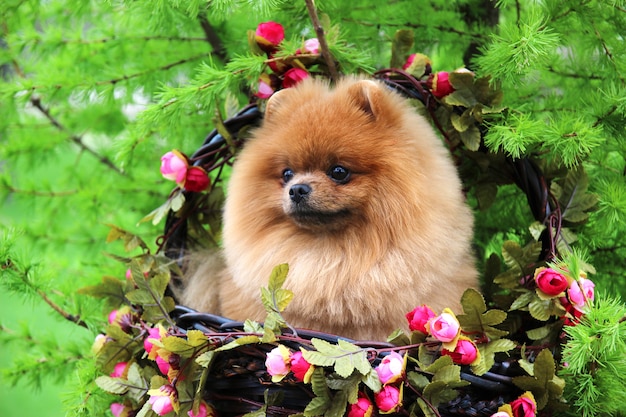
[304,0,339,83]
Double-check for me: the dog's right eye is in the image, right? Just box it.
[282,168,294,183]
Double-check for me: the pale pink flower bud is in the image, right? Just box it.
[375,351,404,384]
[110,403,125,417]
[160,150,188,186]
[428,309,461,343]
[149,394,174,416]
[265,345,291,382]
[108,309,118,325]
[303,38,320,54]
[490,413,512,417]
[256,77,275,99]
[187,401,211,417]
[567,277,595,312]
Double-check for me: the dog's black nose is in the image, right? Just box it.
[289,183,311,203]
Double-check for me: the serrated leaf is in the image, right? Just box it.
[126,363,148,401]
[215,335,260,352]
[327,391,349,417]
[423,380,448,406]
[432,364,464,384]
[161,336,196,358]
[471,339,516,376]
[195,351,216,368]
[148,274,170,298]
[361,370,382,393]
[526,325,552,341]
[417,398,438,417]
[407,371,430,390]
[510,291,535,311]
[243,319,264,334]
[450,110,474,133]
[95,375,130,395]
[460,124,481,151]
[390,29,414,69]
[125,289,155,305]
[187,330,208,347]
[134,399,154,417]
[105,224,149,251]
[77,276,126,308]
[304,397,330,417]
[268,263,289,292]
[150,375,169,389]
[425,355,454,374]
[310,366,330,399]
[386,328,410,346]
[457,288,508,339]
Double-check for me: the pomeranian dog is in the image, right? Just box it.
[181,77,478,340]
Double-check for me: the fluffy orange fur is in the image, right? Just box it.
[181,77,478,340]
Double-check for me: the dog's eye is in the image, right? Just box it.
[282,168,294,183]
[328,165,350,183]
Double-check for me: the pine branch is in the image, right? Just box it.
[62,35,210,44]
[304,0,340,83]
[29,96,125,176]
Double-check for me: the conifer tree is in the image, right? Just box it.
[1,1,624,416]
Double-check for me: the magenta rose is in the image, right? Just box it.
[110,361,128,378]
[156,355,171,376]
[144,327,162,355]
[375,351,404,384]
[406,305,436,334]
[347,394,373,417]
[160,150,188,186]
[290,350,313,383]
[374,385,402,413]
[188,401,216,417]
[184,166,210,192]
[428,309,461,343]
[255,21,284,53]
[149,394,174,416]
[567,277,595,312]
[534,267,569,296]
[282,68,309,89]
[510,392,536,417]
[441,337,479,365]
[428,71,455,99]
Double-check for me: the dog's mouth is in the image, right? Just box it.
[289,207,352,228]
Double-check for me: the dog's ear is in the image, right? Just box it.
[264,88,294,121]
[345,79,383,120]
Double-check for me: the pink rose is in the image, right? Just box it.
[108,309,118,325]
[161,150,188,186]
[110,362,127,378]
[428,71,455,99]
[110,403,125,417]
[406,305,436,334]
[534,267,569,297]
[255,21,284,53]
[265,346,291,382]
[567,277,595,312]
[490,413,512,417]
[375,351,404,384]
[144,327,162,354]
[188,401,215,417]
[184,166,210,192]
[347,394,373,417]
[302,38,320,54]
[441,337,479,365]
[510,392,536,417]
[156,355,171,376]
[282,68,309,89]
[290,350,313,383]
[428,309,461,343]
[374,385,402,413]
[149,394,174,416]
[256,76,275,99]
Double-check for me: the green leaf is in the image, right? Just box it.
[94,375,130,395]
[77,275,126,308]
[187,330,209,347]
[195,351,216,368]
[268,263,289,292]
[512,349,561,409]
[162,335,196,358]
[510,291,535,311]
[386,328,410,346]
[390,29,414,69]
[457,288,508,339]
[460,124,482,151]
[424,355,454,374]
[407,371,430,390]
[126,363,149,401]
[302,338,371,378]
[216,335,260,352]
[327,391,349,417]
[471,338,516,375]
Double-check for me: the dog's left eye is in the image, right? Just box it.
[328,165,350,183]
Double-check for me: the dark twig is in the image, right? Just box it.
[304,0,340,83]
[198,14,227,62]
